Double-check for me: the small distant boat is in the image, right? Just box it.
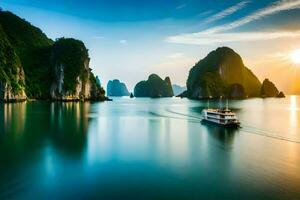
[202,99,240,127]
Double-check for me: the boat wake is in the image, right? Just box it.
[165,107,300,144]
[148,111,199,123]
[164,108,203,120]
[241,125,300,144]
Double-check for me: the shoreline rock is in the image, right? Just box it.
[277,91,285,98]
[0,11,106,102]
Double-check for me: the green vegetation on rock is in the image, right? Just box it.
[0,10,106,101]
[89,72,106,101]
[187,47,262,99]
[52,38,89,92]
[134,74,174,97]
[0,10,53,98]
[0,24,24,93]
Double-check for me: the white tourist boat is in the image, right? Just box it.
[202,99,240,127]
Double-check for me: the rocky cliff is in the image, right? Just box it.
[107,79,130,96]
[261,79,284,98]
[186,47,262,99]
[134,74,174,97]
[0,10,53,99]
[0,24,26,102]
[0,10,105,101]
[50,38,101,101]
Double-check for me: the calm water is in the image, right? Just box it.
[0,97,300,199]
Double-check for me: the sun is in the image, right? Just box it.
[290,49,300,64]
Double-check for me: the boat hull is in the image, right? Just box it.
[201,119,240,128]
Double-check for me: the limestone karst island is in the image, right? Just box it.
[1,1,300,200]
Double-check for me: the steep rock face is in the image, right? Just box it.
[0,10,106,101]
[50,63,91,101]
[0,25,26,101]
[172,84,187,96]
[0,10,53,98]
[50,38,105,101]
[134,74,174,97]
[89,73,106,101]
[107,79,130,96]
[96,76,101,87]
[228,84,246,99]
[261,79,280,97]
[187,47,261,99]
[164,77,173,96]
[0,71,26,102]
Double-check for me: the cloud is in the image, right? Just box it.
[166,30,300,45]
[148,53,197,85]
[201,1,250,25]
[92,36,104,39]
[120,39,127,44]
[166,0,300,45]
[196,10,215,18]
[206,0,300,33]
[176,4,187,10]
[167,53,184,58]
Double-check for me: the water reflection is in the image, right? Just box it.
[0,102,26,135]
[0,102,27,167]
[289,95,298,128]
[49,102,90,155]
[201,122,237,148]
[0,102,92,166]
[0,98,300,199]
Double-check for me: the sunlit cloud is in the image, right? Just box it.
[167,0,300,45]
[167,31,300,45]
[268,51,291,61]
[167,52,184,58]
[201,0,250,25]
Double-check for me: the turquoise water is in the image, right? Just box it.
[0,97,300,199]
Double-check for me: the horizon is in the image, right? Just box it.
[2,0,300,93]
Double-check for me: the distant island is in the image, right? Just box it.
[179,47,284,99]
[172,84,186,96]
[0,10,105,102]
[134,74,174,97]
[261,78,285,98]
[107,79,130,97]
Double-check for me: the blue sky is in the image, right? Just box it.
[2,0,300,93]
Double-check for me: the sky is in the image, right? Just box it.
[1,0,300,93]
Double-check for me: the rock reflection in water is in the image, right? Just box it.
[49,102,91,155]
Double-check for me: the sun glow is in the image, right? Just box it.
[290,49,300,64]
